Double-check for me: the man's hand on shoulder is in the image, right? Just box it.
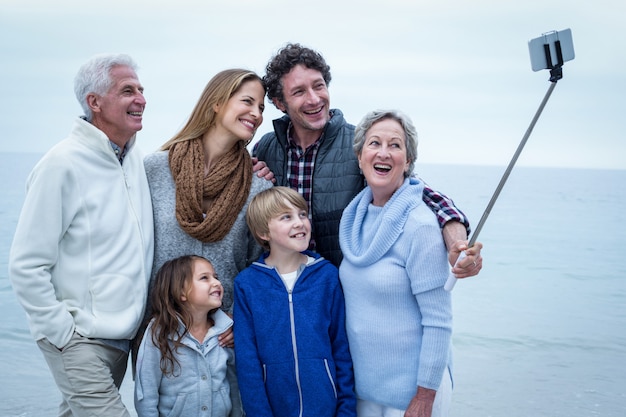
[251,157,275,183]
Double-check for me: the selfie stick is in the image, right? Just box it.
[444,30,572,291]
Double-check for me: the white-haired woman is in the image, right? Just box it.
[339,110,479,417]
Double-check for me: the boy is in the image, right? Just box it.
[233,186,356,417]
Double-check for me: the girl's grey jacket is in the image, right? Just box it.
[134,310,243,417]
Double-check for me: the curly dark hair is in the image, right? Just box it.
[263,43,332,108]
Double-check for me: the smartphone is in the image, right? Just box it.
[528,29,575,71]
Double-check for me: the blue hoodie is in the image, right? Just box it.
[233,251,356,417]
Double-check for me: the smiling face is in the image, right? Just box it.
[274,64,330,145]
[358,118,410,206]
[214,79,265,145]
[181,258,223,313]
[261,199,311,256]
[88,65,145,147]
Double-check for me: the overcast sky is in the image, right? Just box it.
[1,0,624,170]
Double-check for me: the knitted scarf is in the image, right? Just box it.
[168,137,252,243]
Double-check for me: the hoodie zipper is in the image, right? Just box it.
[288,290,304,417]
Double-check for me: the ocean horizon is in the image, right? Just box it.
[1,152,625,417]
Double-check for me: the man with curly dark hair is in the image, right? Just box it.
[253,43,483,273]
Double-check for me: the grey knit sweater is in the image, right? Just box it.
[144,150,273,312]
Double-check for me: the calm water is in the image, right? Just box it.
[1,153,625,417]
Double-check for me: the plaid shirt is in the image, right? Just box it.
[285,123,320,250]
[420,179,470,233]
[286,132,319,215]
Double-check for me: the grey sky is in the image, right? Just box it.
[1,0,624,169]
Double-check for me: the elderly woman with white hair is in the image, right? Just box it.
[339,109,474,417]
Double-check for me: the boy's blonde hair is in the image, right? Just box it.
[246,186,308,251]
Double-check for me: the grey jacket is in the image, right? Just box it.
[254,109,362,266]
[135,310,242,417]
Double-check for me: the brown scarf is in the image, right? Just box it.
[168,137,252,243]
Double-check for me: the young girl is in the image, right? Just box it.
[134,255,242,417]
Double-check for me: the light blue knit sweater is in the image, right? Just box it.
[339,178,452,410]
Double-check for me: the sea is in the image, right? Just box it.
[1,152,625,417]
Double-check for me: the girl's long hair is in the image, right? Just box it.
[149,255,215,376]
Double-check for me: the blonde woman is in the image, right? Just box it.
[139,69,273,355]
